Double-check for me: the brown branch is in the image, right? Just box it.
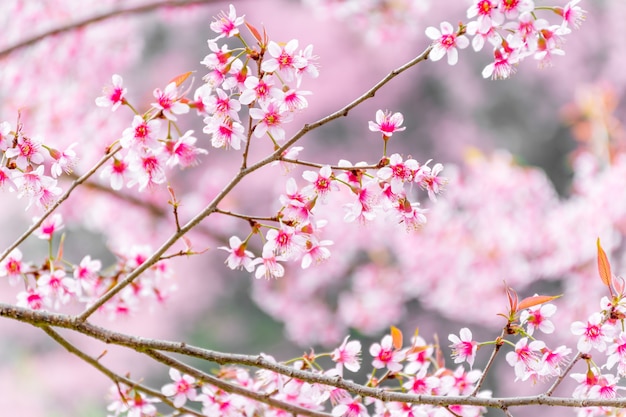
[144,349,333,417]
[471,329,506,396]
[40,325,205,417]
[3,304,626,411]
[0,0,225,59]
[0,146,120,263]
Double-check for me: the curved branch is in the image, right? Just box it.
[41,325,205,417]
[0,0,224,59]
[3,304,626,411]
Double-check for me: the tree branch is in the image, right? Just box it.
[2,304,625,411]
[0,0,225,59]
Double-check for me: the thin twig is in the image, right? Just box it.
[40,325,205,417]
[471,329,506,396]
[0,0,224,59]
[144,349,333,417]
[545,352,583,396]
[0,146,120,263]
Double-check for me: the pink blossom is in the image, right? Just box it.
[332,397,368,417]
[203,116,246,150]
[253,247,286,279]
[73,255,102,296]
[505,337,545,381]
[418,161,446,201]
[571,312,614,353]
[161,368,197,408]
[49,142,78,178]
[33,213,64,240]
[239,76,277,105]
[0,248,25,285]
[378,153,418,195]
[262,39,299,81]
[203,88,241,121]
[101,157,129,190]
[606,332,626,376]
[0,167,17,191]
[448,328,479,368]
[37,269,77,309]
[16,287,48,310]
[331,336,362,375]
[5,134,44,169]
[301,236,333,269]
[219,236,255,272]
[302,165,336,200]
[500,0,535,19]
[466,0,504,29]
[369,334,405,372]
[120,115,161,151]
[520,302,556,335]
[557,0,586,29]
[209,4,244,42]
[368,110,406,139]
[95,74,126,111]
[164,130,208,167]
[265,224,306,260]
[249,100,291,141]
[425,21,469,65]
[152,82,190,121]
[538,345,571,377]
[126,150,166,191]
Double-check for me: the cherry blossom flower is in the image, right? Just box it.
[281,88,311,112]
[538,345,571,377]
[219,236,255,272]
[571,312,614,353]
[301,236,333,269]
[425,21,469,65]
[48,143,78,178]
[606,332,626,376]
[265,224,306,260]
[332,397,368,417]
[16,287,48,310]
[101,157,129,190]
[418,161,446,201]
[369,334,405,372]
[368,110,406,139]
[294,44,320,86]
[126,150,167,191]
[203,88,241,121]
[37,269,77,309]
[164,130,208,167]
[161,368,197,408]
[403,366,440,394]
[238,76,277,105]
[378,153,418,195]
[203,116,246,150]
[271,146,303,173]
[302,165,336,200]
[253,247,286,279]
[120,116,161,151]
[33,213,64,240]
[331,336,362,376]
[152,82,190,121]
[262,40,300,81]
[0,248,25,285]
[73,255,102,296]
[467,0,504,29]
[95,74,126,111]
[520,302,556,335]
[557,0,586,29]
[481,47,519,80]
[4,134,45,169]
[500,0,534,19]
[0,167,17,191]
[107,385,159,417]
[249,100,291,141]
[588,374,622,399]
[505,337,545,381]
[209,4,245,42]
[448,328,479,368]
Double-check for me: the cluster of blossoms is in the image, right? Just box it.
[0,214,174,316]
[426,0,587,78]
[0,117,77,210]
[107,329,491,417]
[220,108,445,280]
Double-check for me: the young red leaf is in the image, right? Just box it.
[597,238,612,289]
[517,294,561,311]
[245,21,263,44]
[390,326,403,350]
[169,71,193,87]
